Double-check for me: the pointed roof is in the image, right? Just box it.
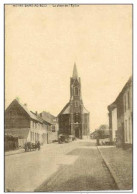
[83,106,89,114]
[5,99,43,123]
[58,102,70,116]
[72,63,78,78]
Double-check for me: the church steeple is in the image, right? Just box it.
[72,63,78,78]
[58,63,90,140]
[70,63,81,100]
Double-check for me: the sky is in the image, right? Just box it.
[5,5,132,131]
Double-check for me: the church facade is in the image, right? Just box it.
[58,64,90,139]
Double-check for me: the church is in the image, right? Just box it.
[58,64,90,139]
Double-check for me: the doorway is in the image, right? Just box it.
[75,127,79,138]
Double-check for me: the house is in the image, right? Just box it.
[5,99,51,150]
[108,76,132,148]
[90,125,110,140]
[58,64,90,139]
[90,130,97,139]
[39,111,58,132]
[39,111,59,143]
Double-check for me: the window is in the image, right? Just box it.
[124,95,126,112]
[75,101,79,107]
[74,87,79,96]
[31,132,33,141]
[74,113,80,123]
[35,133,36,142]
[128,91,130,109]
[52,126,55,132]
[129,117,131,143]
[31,121,33,128]
[125,120,128,142]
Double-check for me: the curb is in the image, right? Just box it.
[5,149,25,156]
[97,146,124,190]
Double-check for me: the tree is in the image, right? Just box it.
[95,124,109,145]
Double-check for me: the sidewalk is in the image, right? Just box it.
[98,146,132,190]
[5,148,25,156]
[5,142,61,156]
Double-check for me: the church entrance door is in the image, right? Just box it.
[75,127,80,138]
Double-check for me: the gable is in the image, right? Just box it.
[72,78,79,86]
[58,102,70,116]
[83,106,89,114]
[5,100,30,119]
[5,99,42,123]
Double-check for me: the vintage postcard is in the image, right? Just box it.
[5,4,132,192]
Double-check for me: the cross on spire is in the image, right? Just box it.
[72,63,78,78]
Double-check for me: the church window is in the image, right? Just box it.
[30,121,33,128]
[74,113,80,123]
[75,101,79,107]
[74,87,79,96]
[127,91,130,109]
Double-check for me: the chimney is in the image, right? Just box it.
[35,111,38,116]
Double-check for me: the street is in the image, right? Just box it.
[5,139,118,192]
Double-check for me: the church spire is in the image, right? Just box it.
[72,63,78,78]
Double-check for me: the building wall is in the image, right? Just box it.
[111,108,117,141]
[27,120,47,144]
[58,114,70,135]
[123,83,132,144]
[82,113,90,136]
[40,112,58,132]
[5,101,49,145]
[58,112,89,138]
[108,111,112,142]
[5,103,30,129]
[108,77,132,147]
[116,94,124,147]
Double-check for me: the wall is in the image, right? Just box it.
[82,113,90,136]
[116,94,124,147]
[112,108,117,141]
[28,121,47,144]
[58,114,70,135]
[5,103,30,128]
[123,83,132,144]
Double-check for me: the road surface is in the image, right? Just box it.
[5,139,118,192]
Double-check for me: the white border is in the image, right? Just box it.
[0,0,136,194]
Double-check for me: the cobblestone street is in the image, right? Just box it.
[5,140,118,192]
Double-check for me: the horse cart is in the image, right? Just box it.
[24,142,40,152]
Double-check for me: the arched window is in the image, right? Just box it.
[74,87,79,96]
[74,101,79,107]
[74,113,80,123]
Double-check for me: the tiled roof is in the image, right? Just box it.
[58,102,70,116]
[108,76,132,110]
[58,102,89,116]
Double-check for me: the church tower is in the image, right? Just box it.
[70,64,83,138]
[58,63,90,139]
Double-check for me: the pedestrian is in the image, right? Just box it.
[37,141,40,150]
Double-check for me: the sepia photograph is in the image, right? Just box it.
[4,4,133,192]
